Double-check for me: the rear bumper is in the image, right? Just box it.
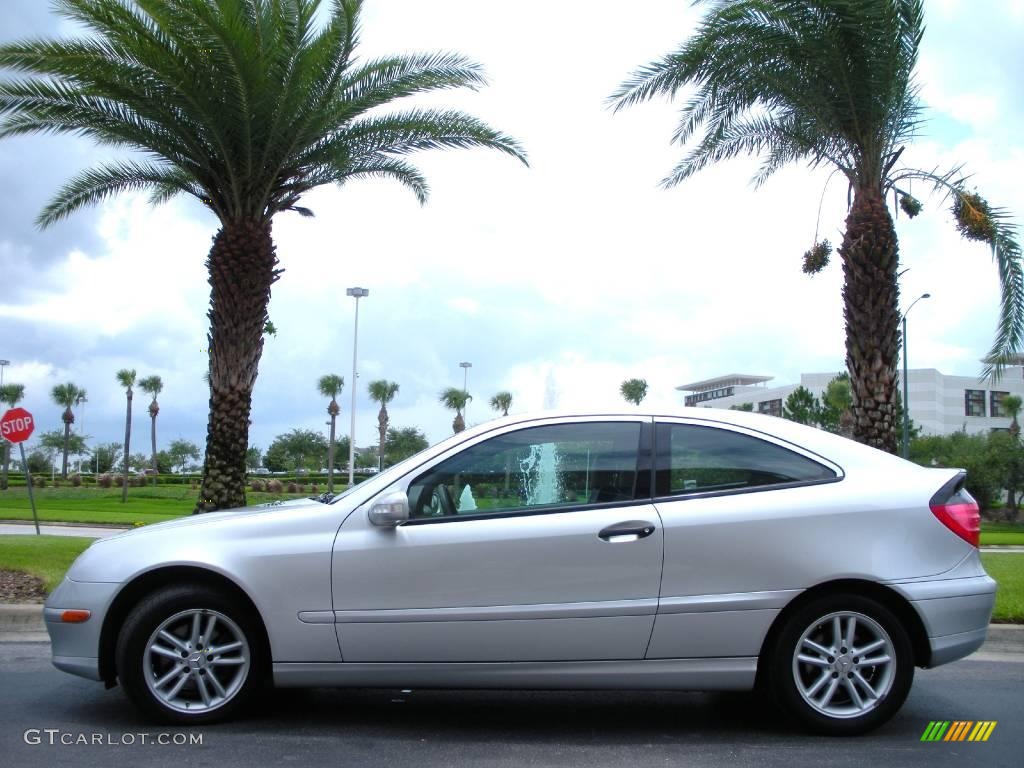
[887,574,997,668]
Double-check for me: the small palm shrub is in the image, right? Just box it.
[286,482,298,493]
[267,479,283,493]
[98,474,112,488]
[70,473,82,487]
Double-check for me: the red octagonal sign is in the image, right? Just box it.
[0,407,35,444]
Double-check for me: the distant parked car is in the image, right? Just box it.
[44,409,994,733]
[250,468,270,476]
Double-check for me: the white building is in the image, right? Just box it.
[677,368,1024,436]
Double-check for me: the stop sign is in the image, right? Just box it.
[0,407,35,444]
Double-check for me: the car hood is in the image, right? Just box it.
[100,497,322,542]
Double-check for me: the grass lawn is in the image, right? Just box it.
[0,485,329,526]
[980,521,1024,547]
[0,535,93,592]
[980,553,1024,623]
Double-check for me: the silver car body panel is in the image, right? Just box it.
[44,408,996,692]
[272,657,756,690]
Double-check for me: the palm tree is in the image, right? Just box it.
[317,374,344,493]
[74,388,88,472]
[139,375,163,485]
[612,0,1022,454]
[50,382,82,478]
[1005,395,1022,440]
[368,380,400,471]
[489,391,513,417]
[620,378,648,406]
[0,383,25,490]
[0,0,526,511]
[440,387,472,434]
[116,369,136,503]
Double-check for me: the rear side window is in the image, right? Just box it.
[655,423,835,497]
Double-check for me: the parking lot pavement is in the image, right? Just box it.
[0,642,1021,768]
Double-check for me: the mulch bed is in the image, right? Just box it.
[0,569,48,603]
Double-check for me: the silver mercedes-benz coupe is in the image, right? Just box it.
[44,409,995,733]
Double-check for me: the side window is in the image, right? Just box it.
[408,422,642,519]
[655,423,835,497]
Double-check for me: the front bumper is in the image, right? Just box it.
[888,574,997,668]
[43,578,121,682]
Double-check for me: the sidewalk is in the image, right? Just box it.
[0,521,129,538]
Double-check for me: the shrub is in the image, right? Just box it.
[134,475,146,487]
[70,473,82,487]
[33,476,46,488]
[53,478,62,488]
[286,482,298,493]
[190,480,198,490]
[310,484,318,494]
[98,473,112,489]
[267,479,282,493]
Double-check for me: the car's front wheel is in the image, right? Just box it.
[116,584,263,724]
[768,594,914,735]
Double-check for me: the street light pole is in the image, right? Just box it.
[901,293,931,459]
[459,361,472,425]
[346,287,369,487]
[0,359,9,388]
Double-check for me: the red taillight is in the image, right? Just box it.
[930,501,980,547]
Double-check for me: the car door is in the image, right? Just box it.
[331,417,662,662]
[647,417,843,659]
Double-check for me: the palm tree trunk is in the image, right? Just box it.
[840,186,900,454]
[453,410,465,434]
[121,392,132,503]
[196,219,280,513]
[61,409,72,479]
[378,404,388,471]
[149,407,158,487]
[328,411,337,494]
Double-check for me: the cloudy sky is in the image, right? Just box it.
[1,0,1022,463]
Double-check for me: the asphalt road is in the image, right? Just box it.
[0,643,1021,768]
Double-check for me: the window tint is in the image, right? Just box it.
[408,422,642,519]
[655,423,835,497]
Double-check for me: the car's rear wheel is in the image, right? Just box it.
[768,594,913,735]
[116,584,263,724]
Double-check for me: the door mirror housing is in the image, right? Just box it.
[368,490,410,527]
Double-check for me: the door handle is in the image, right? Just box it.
[598,520,656,542]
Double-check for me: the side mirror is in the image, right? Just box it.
[368,490,410,527]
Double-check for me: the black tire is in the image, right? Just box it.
[766,593,914,735]
[116,583,264,725]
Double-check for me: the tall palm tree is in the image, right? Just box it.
[74,388,88,473]
[317,374,344,493]
[612,0,1022,454]
[138,375,163,485]
[116,369,136,503]
[50,382,82,478]
[620,378,648,406]
[0,383,25,490]
[0,0,526,511]
[490,391,513,417]
[367,380,399,471]
[440,387,472,434]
